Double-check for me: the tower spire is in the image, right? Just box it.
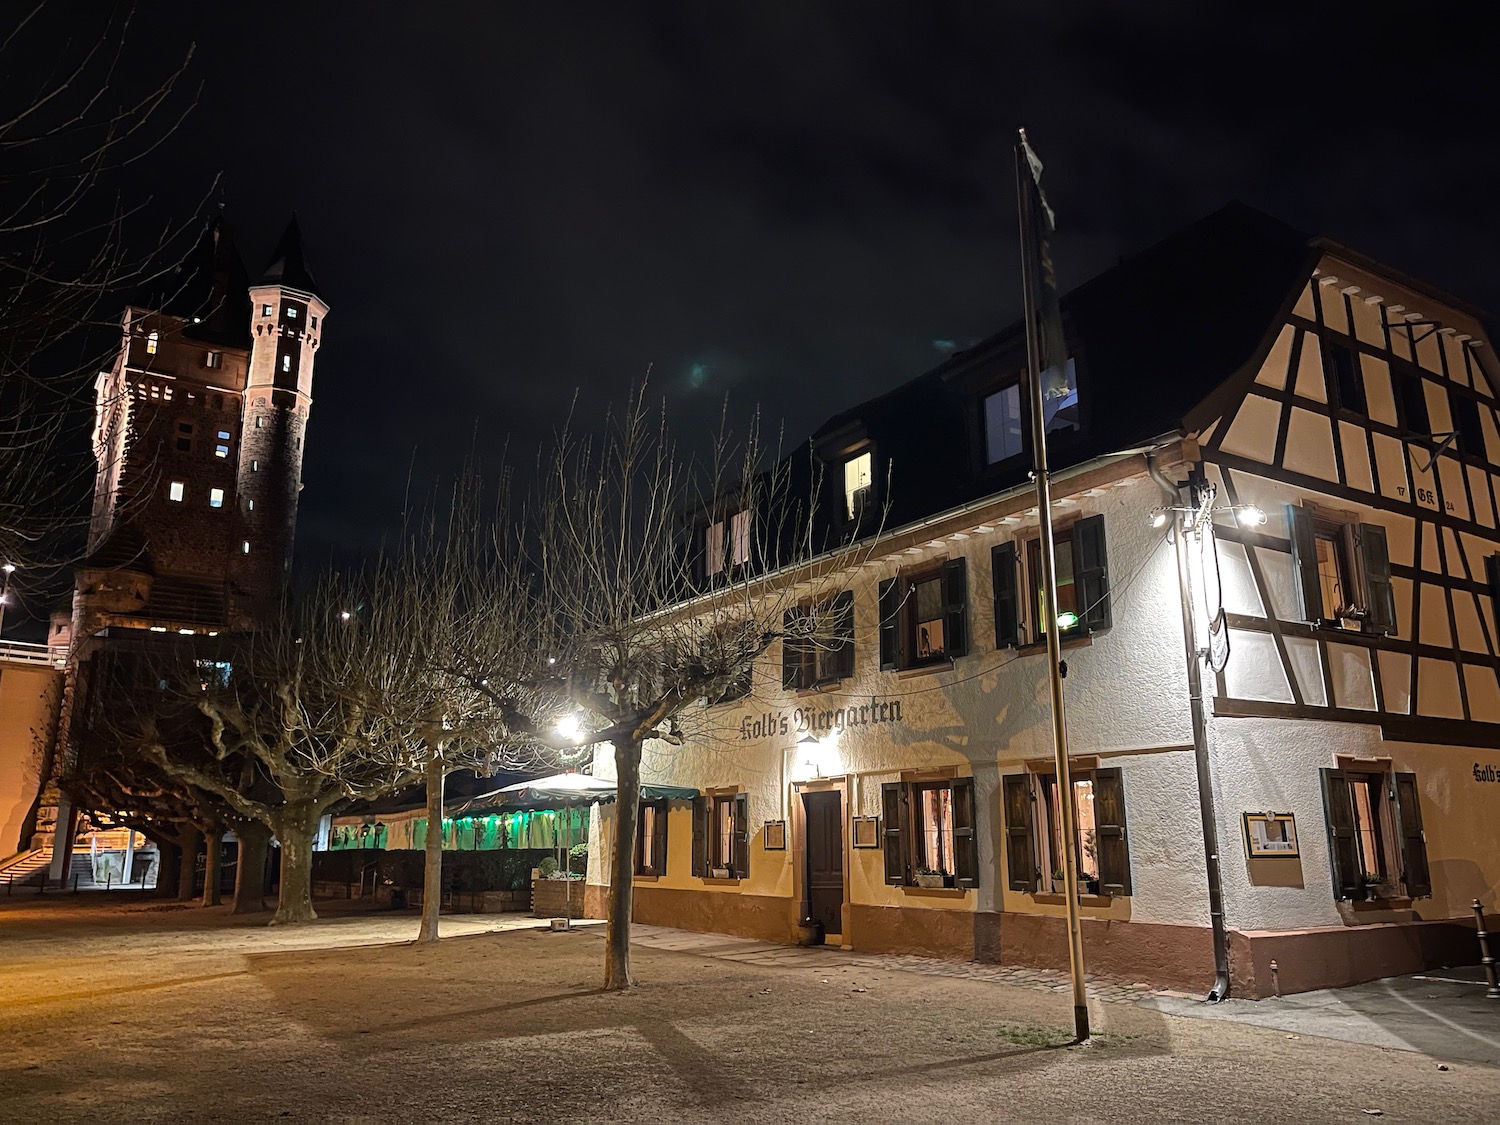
[260,214,321,298]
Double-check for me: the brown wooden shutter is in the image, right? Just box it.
[829,589,856,680]
[652,799,669,877]
[691,796,708,878]
[881,781,906,884]
[1358,523,1395,634]
[1319,768,1362,901]
[951,777,978,889]
[942,556,968,658]
[1393,772,1431,898]
[1093,767,1132,895]
[992,542,1020,648]
[782,607,805,690]
[731,792,749,878]
[1074,514,1111,631]
[878,578,901,671]
[1002,774,1037,892]
[1287,504,1322,622]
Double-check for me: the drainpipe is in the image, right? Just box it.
[1148,454,1231,1003]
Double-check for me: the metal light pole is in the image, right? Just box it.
[1016,131,1089,1042]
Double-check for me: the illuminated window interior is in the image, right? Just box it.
[209,488,224,509]
[844,451,872,520]
[146,331,159,355]
[168,481,184,502]
[917,783,955,876]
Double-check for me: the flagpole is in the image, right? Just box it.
[1015,128,1089,1043]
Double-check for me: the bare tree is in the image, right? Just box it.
[520,386,866,989]
[0,4,200,578]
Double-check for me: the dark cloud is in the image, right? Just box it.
[87,2,1500,566]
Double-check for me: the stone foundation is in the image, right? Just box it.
[531,877,589,917]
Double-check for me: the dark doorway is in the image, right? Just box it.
[802,789,844,939]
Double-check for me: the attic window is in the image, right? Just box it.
[844,451,873,521]
[983,383,1024,464]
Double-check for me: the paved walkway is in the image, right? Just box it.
[618,923,1500,1066]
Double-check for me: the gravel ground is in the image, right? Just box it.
[0,895,1495,1123]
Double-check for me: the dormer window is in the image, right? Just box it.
[704,509,751,577]
[983,383,1024,464]
[843,451,873,521]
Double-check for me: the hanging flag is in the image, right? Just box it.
[1019,131,1078,431]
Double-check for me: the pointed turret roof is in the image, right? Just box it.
[260,214,322,299]
[147,211,253,347]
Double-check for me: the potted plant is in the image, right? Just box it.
[794,914,824,947]
[1051,868,1067,894]
[1360,871,1384,900]
[710,865,732,879]
[914,866,947,889]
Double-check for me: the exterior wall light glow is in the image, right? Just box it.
[1235,505,1267,526]
[1056,611,1080,629]
[1150,509,1169,529]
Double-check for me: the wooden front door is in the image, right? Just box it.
[802,789,844,939]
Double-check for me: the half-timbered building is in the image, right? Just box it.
[582,203,1499,996]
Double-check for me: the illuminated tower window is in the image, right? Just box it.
[209,488,224,508]
[168,481,184,502]
[146,331,159,355]
[215,430,231,458]
[205,351,222,369]
[286,306,298,318]
[242,541,250,554]
[281,354,292,373]
[261,304,273,316]
[255,416,264,429]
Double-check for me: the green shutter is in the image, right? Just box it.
[992,542,1020,648]
[1002,774,1037,892]
[1393,772,1431,898]
[782,607,804,690]
[731,793,749,879]
[1093,767,1132,895]
[881,782,906,885]
[691,796,708,878]
[1074,514,1111,631]
[1287,504,1323,623]
[878,578,900,671]
[1319,768,1362,901]
[951,777,978,889]
[1358,523,1395,634]
[942,556,968,658]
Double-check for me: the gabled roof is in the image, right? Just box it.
[799,202,1320,532]
[259,215,322,300]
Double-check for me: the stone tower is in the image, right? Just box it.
[232,218,328,619]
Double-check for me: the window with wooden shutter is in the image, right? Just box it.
[782,607,805,690]
[691,796,708,877]
[1357,523,1395,634]
[827,589,856,681]
[1393,772,1431,898]
[941,557,969,658]
[1074,514,1111,631]
[1002,774,1037,891]
[951,777,977,889]
[992,542,1020,648]
[1319,768,1363,901]
[1287,504,1323,623]
[881,782,905,884]
[635,799,669,876]
[731,793,749,879]
[1093,767,1132,895]
[878,578,900,671]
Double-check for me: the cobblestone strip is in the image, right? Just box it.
[624,924,1186,1006]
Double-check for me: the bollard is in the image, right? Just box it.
[72,873,79,893]
[1476,900,1500,1000]
[105,870,112,892]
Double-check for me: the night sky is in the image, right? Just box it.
[61,4,1500,569]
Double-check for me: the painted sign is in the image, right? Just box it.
[738,698,904,741]
[1474,762,1500,784]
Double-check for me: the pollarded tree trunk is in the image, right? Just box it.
[154,840,181,899]
[176,824,201,901]
[232,823,271,914]
[417,754,444,944]
[201,827,223,907]
[270,803,323,925]
[605,736,643,991]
